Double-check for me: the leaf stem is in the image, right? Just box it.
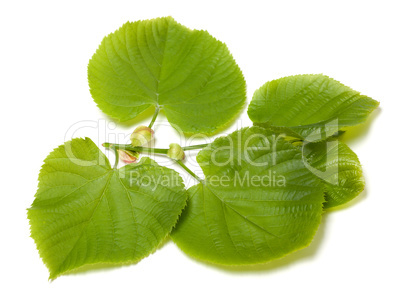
[102,143,208,155]
[103,143,168,154]
[182,144,208,151]
[103,142,206,181]
[148,106,160,129]
[113,147,119,169]
[176,160,203,183]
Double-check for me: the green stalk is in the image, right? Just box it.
[176,160,203,183]
[103,143,168,154]
[182,144,208,151]
[102,143,208,154]
[103,142,205,181]
[148,106,160,129]
[113,147,119,169]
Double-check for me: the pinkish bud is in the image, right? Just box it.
[117,149,139,164]
[130,125,154,147]
[167,143,185,161]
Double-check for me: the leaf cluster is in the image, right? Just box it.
[28,17,379,279]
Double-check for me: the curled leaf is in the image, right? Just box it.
[130,125,154,147]
[167,143,185,161]
[302,140,365,208]
[118,149,140,163]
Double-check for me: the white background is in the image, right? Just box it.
[1,0,401,304]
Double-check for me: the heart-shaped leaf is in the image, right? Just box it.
[88,17,246,134]
[248,74,379,141]
[28,138,187,279]
[171,127,324,265]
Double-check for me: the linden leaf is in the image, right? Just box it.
[248,74,379,141]
[171,127,324,265]
[302,140,364,208]
[28,138,187,279]
[88,16,246,134]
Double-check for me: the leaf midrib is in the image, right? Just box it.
[32,169,111,209]
[52,170,115,277]
[203,184,282,240]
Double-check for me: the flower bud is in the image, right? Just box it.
[117,149,139,164]
[130,125,154,147]
[167,143,185,161]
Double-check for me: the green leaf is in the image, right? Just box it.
[302,140,364,208]
[28,138,187,279]
[88,16,246,134]
[171,127,324,265]
[248,74,379,141]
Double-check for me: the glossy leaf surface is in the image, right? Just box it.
[248,74,379,141]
